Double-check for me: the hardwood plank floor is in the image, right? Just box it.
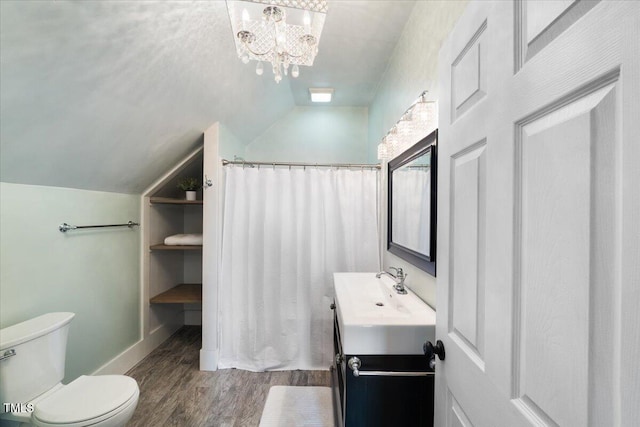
[126,326,331,427]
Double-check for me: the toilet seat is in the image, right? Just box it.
[32,375,139,427]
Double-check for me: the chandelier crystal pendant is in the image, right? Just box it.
[227,0,328,83]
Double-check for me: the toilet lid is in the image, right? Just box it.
[34,375,138,424]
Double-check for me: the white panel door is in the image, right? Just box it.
[436,1,640,426]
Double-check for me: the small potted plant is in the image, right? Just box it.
[177,177,200,201]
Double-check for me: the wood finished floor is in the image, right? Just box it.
[125,326,331,427]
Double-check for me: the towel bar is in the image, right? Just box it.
[59,221,139,233]
[347,357,434,377]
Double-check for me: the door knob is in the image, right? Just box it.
[423,339,445,361]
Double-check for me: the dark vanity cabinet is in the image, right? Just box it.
[331,306,434,427]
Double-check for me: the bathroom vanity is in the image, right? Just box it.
[331,273,436,427]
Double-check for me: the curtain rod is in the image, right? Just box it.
[221,159,381,169]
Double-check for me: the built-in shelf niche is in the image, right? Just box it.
[144,147,204,324]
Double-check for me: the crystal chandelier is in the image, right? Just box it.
[226,0,328,83]
[377,91,438,160]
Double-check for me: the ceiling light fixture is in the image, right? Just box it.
[226,0,328,83]
[309,87,333,102]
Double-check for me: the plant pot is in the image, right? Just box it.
[186,191,197,201]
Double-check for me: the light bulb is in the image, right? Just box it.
[303,11,311,33]
[242,9,250,30]
[256,62,264,75]
[387,129,399,157]
[241,53,250,64]
[377,143,389,160]
[291,64,299,78]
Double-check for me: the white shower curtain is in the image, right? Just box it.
[218,166,380,371]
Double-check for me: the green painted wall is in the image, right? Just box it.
[218,123,248,161]
[368,0,468,161]
[245,106,369,163]
[0,182,140,382]
[368,0,468,307]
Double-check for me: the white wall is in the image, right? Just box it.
[0,182,140,382]
[245,106,369,163]
[368,1,468,307]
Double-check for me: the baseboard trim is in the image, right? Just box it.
[200,348,219,371]
[92,323,182,376]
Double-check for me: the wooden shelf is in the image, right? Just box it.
[150,284,202,304]
[150,197,203,205]
[150,244,202,251]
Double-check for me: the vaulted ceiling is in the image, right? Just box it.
[0,1,416,193]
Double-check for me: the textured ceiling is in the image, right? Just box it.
[0,1,415,193]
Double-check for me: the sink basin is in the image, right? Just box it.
[333,272,436,355]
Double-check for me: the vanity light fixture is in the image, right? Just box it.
[226,0,328,83]
[377,91,438,160]
[309,87,333,103]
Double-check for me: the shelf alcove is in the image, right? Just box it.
[143,147,204,326]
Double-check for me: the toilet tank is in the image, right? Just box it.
[0,312,75,406]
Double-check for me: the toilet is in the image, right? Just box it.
[0,313,139,427]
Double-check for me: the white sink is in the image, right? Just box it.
[334,272,436,355]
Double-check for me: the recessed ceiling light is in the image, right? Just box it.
[309,88,334,103]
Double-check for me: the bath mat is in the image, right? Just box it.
[259,386,334,427]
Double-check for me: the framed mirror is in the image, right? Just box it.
[387,129,437,275]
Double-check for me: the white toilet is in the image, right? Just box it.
[0,313,139,427]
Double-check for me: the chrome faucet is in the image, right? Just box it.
[375,267,408,294]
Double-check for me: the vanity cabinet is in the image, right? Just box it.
[331,305,434,427]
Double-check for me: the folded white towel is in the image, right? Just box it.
[164,233,203,246]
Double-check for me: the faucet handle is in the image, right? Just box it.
[389,267,404,278]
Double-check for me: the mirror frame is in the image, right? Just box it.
[387,129,437,276]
